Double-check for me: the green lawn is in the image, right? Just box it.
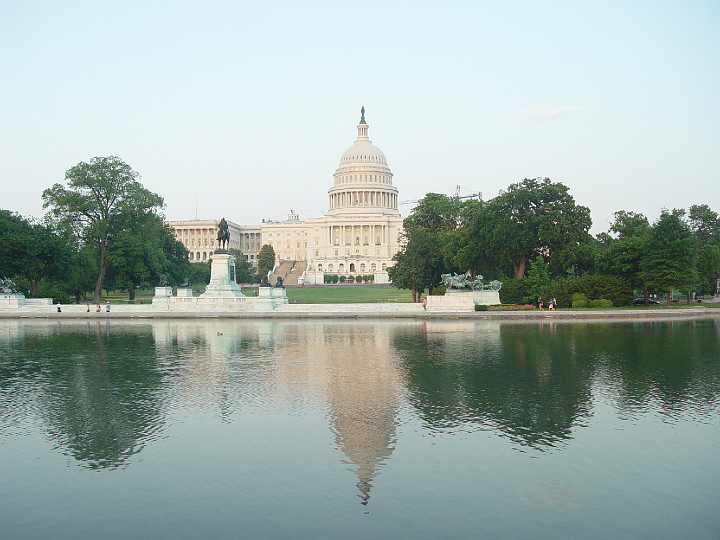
[97,285,416,304]
[244,285,416,303]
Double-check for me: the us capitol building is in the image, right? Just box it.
[166,109,404,285]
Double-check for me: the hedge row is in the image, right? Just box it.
[499,275,633,308]
[542,275,632,307]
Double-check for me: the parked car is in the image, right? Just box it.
[632,298,661,305]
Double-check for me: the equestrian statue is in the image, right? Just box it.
[217,217,230,251]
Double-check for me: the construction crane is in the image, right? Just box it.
[399,185,482,205]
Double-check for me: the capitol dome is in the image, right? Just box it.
[327,108,399,216]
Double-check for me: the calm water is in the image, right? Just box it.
[1,318,719,540]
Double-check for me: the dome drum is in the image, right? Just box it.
[327,114,399,216]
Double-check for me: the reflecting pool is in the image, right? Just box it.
[1,318,719,539]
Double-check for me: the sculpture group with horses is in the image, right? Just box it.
[440,271,502,292]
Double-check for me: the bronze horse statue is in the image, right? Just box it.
[217,218,230,251]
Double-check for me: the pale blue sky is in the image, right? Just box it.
[2,0,718,233]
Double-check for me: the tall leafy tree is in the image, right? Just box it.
[110,218,190,300]
[0,210,73,295]
[188,262,211,287]
[460,178,592,279]
[256,244,276,282]
[523,255,552,301]
[228,248,257,284]
[42,156,164,302]
[389,193,465,300]
[596,211,652,302]
[687,204,720,295]
[641,209,698,305]
[389,226,443,302]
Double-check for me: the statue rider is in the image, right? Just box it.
[217,217,230,251]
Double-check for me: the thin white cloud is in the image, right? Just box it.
[518,106,584,121]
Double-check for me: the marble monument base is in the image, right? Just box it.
[427,290,501,311]
[1,293,26,309]
[199,253,245,298]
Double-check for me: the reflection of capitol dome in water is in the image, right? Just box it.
[269,321,403,505]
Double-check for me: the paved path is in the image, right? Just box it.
[1,303,718,320]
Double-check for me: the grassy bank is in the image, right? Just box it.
[249,285,415,304]
[92,285,416,304]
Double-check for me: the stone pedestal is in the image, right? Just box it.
[445,289,501,305]
[154,286,173,297]
[152,286,173,310]
[427,290,501,311]
[176,287,193,298]
[199,252,245,298]
[1,293,26,309]
[254,286,289,309]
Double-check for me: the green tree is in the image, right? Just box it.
[389,226,443,302]
[641,209,698,305]
[189,262,211,287]
[523,255,551,301]
[110,218,190,300]
[687,204,720,295]
[256,244,276,282]
[596,211,652,302]
[445,199,497,276]
[228,248,257,284]
[0,210,73,295]
[42,156,164,303]
[389,193,465,301]
[463,178,592,279]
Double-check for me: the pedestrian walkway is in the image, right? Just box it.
[1,302,717,320]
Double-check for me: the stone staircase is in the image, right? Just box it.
[269,260,308,286]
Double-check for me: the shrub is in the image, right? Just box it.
[499,278,533,305]
[572,299,588,308]
[430,285,446,296]
[474,304,490,311]
[542,275,632,307]
[488,304,536,311]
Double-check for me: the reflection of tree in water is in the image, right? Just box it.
[574,319,720,419]
[394,322,593,449]
[1,322,165,469]
[393,319,720,450]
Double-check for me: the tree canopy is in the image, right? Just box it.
[0,210,73,295]
[42,156,165,303]
[389,193,465,301]
[256,244,276,282]
[458,178,592,279]
[640,209,698,304]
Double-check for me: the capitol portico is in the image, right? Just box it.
[167,109,404,285]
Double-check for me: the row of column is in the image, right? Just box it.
[336,173,391,184]
[328,224,388,246]
[329,191,398,210]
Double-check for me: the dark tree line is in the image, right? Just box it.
[1,157,192,303]
[390,178,718,304]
